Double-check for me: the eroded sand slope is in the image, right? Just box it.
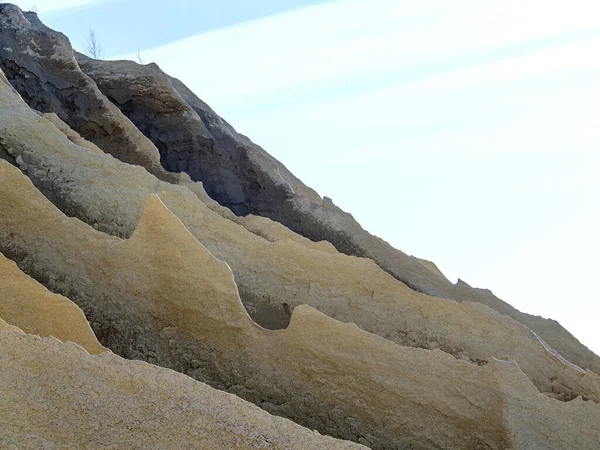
[0,3,593,376]
[0,5,599,449]
[1,76,598,407]
[1,160,600,448]
[0,328,365,450]
[0,252,106,355]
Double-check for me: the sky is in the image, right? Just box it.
[9,0,600,356]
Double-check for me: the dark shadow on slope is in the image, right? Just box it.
[0,141,17,167]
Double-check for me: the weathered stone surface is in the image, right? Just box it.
[0,317,22,332]
[76,53,321,211]
[0,330,365,450]
[0,10,234,214]
[40,112,104,155]
[75,50,600,375]
[1,6,598,449]
[0,4,593,376]
[416,257,449,280]
[0,68,16,166]
[0,66,18,96]
[1,77,598,406]
[409,259,590,378]
[162,72,472,298]
[452,278,600,379]
[0,4,166,176]
[0,251,106,355]
[1,162,599,448]
[234,214,338,254]
[0,137,15,166]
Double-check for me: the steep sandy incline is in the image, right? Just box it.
[0,4,594,375]
[0,252,106,355]
[168,74,600,377]
[1,162,600,448]
[414,256,600,377]
[1,77,599,405]
[450,278,600,377]
[0,7,310,250]
[76,48,600,375]
[0,330,365,450]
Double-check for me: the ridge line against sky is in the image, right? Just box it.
[4,0,600,354]
[117,0,600,356]
[14,0,335,55]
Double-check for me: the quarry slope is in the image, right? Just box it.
[1,160,599,448]
[0,251,106,355]
[81,29,599,375]
[0,4,599,449]
[0,3,596,376]
[2,70,600,407]
[0,329,365,450]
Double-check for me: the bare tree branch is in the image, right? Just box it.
[84,28,103,59]
[136,49,145,64]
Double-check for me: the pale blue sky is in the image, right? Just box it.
[13,0,600,355]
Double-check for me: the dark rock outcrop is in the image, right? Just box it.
[0,4,165,178]
[76,53,321,217]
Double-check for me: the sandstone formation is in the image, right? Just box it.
[0,251,106,355]
[78,45,599,376]
[1,74,599,407]
[0,330,365,450]
[0,317,22,333]
[39,112,104,155]
[1,5,599,449]
[0,4,594,376]
[1,162,600,448]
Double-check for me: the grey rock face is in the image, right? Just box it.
[0,4,163,174]
[76,53,321,217]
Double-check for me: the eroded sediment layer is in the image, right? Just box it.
[0,4,163,171]
[1,161,599,448]
[0,329,365,450]
[0,252,106,355]
[1,76,599,406]
[78,44,600,375]
[1,5,598,450]
[0,4,595,376]
[0,317,22,333]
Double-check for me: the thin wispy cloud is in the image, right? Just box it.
[6,0,104,14]
[134,0,600,111]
